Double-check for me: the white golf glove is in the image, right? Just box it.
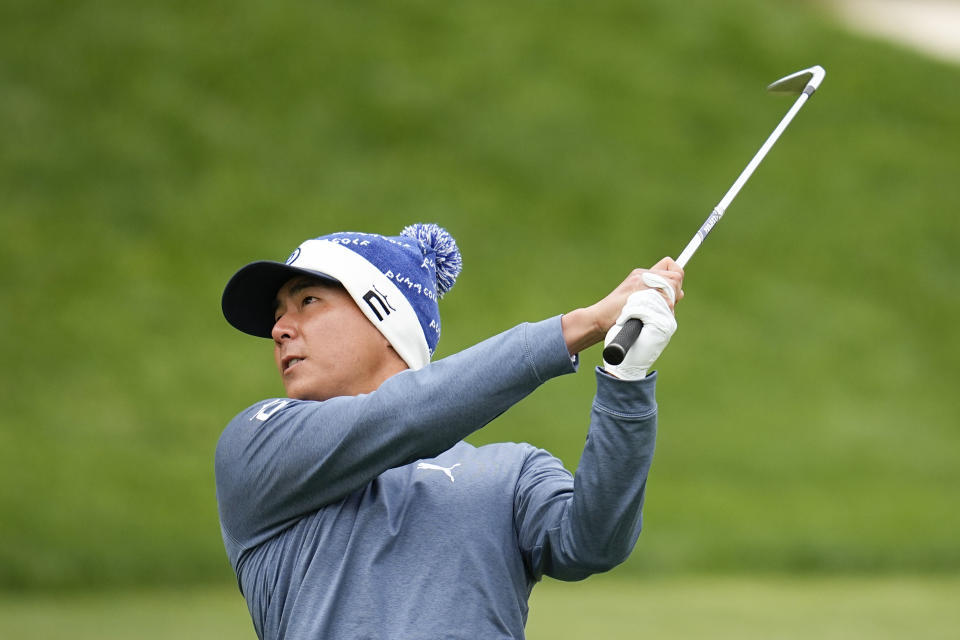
[603,272,678,380]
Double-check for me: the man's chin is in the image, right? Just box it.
[282,380,312,401]
[283,381,332,402]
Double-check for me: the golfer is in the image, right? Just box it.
[216,223,683,639]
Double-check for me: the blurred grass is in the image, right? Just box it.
[1,0,958,591]
[0,583,256,639]
[1,575,958,639]
[527,573,960,639]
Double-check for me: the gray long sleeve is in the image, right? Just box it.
[215,316,658,639]
[515,368,657,582]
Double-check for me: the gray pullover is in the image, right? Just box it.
[215,316,659,639]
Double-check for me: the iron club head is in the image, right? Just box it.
[767,65,826,96]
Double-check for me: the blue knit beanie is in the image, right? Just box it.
[222,223,462,369]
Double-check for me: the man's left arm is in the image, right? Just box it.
[514,370,658,581]
[515,258,682,580]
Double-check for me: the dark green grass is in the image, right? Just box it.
[1,0,958,589]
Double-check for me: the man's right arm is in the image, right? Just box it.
[215,316,577,555]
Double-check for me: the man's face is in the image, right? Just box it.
[272,276,407,401]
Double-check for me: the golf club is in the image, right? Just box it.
[602,65,826,366]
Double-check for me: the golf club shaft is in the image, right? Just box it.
[602,90,813,365]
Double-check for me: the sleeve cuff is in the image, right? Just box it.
[521,316,580,383]
[592,367,657,419]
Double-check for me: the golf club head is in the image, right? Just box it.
[767,65,826,95]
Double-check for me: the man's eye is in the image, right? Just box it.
[302,295,318,306]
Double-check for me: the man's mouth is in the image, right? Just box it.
[282,356,305,373]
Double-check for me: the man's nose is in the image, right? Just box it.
[271,313,297,343]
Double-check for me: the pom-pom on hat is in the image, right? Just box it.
[222,223,462,370]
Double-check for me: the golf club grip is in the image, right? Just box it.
[602,318,643,365]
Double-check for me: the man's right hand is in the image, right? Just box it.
[561,258,684,356]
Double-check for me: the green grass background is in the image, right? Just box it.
[2,0,958,633]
